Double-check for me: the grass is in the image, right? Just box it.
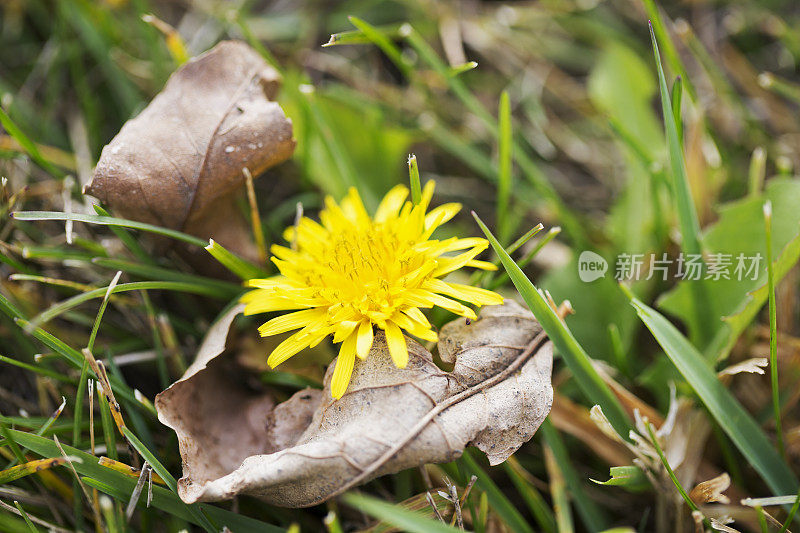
[2,0,800,531]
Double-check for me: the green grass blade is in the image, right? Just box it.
[87,271,120,352]
[18,246,94,262]
[650,23,712,346]
[487,226,561,291]
[296,87,368,206]
[323,23,405,47]
[650,24,701,255]
[759,72,800,104]
[323,511,344,533]
[0,107,63,177]
[5,429,279,532]
[541,421,607,531]
[84,476,285,533]
[122,427,217,532]
[92,257,242,295]
[8,317,154,416]
[625,293,799,496]
[642,0,695,99]
[407,154,421,205]
[121,427,176,490]
[472,223,543,287]
[0,249,30,273]
[473,213,631,434]
[96,383,118,461]
[98,496,120,533]
[0,419,26,463]
[141,292,170,389]
[12,501,39,533]
[30,281,232,327]
[341,493,462,533]
[593,466,650,491]
[92,204,152,264]
[506,224,545,256]
[643,421,708,527]
[9,274,92,292]
[763,202,785,458]
[459,451,534,533]
[347,17,411,78]
[497,90,512,243]
[4,398,67,469]
[543,442,573,533]
[706,231,800,361]
[0,355,74,384]
[0,511,31,533]
[400,24,488,130]
[504,458,556,533]
[608,323,628,378]
[12,318,78,364]
[204,239,267,280]
[73,360,90,447]
[11,211,208,247]
[670,76,683,146]
[35,400,65,437]
[448,62,478,76]
[748,147,766,198]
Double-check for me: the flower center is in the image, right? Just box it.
[298,222,429,319]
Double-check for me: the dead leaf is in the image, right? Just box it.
[85,40,296,261]
[689,473,731,505]
[717,358,768,379]
[155,304,278,483]
[156,300,553,507]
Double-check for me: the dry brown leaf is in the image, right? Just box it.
[84,40,295,261]
[689,473,731,505]
[156,300,553,507]
[155,304,279,483]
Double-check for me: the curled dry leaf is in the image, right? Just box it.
[155,304,280,483]
[689,473,731,505]
[85,40,295,261]
[156,300,553,507]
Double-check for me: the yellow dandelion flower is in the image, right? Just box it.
[241,181,504,399]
